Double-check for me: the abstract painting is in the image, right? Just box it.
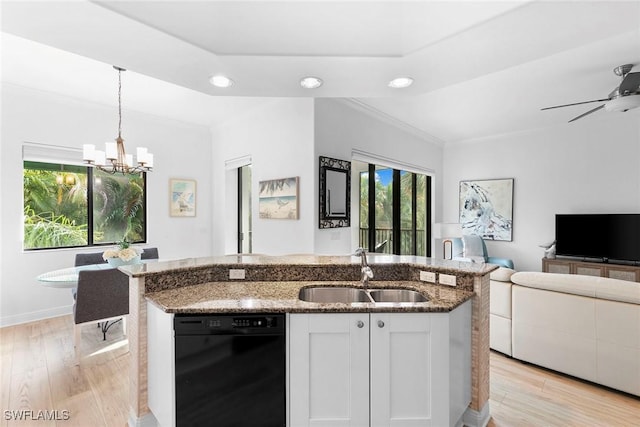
[259,177,299,219]
[459,178,513,241]
[169,178,196,217]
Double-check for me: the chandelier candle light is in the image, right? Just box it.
[83,66,153,174]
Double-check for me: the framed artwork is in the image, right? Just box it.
[259,177,299,219]
[169,178,196,217]
[459,178,513,241]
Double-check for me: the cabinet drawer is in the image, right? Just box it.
[606,268,638,282]
[574,264,604,277]
[548,263,571,274]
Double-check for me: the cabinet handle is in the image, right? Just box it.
[356,320,365,328]
[377,320,385,328]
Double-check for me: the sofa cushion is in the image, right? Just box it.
[490,279,512,318]
[511,271,640,305]
[490,314,512,356]
[490,267,515,282]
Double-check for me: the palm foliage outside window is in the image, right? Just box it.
[23,161,146,250]
[359,167,430,256]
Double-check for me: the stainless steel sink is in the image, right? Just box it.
[368,289,428,303]
[299,286,428,304]
[298,287,372,304]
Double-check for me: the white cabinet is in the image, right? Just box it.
[289,301,471,427]
[289,313,369,426]
[147,302,175,427]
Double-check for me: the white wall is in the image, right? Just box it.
[0,83,213,326]
[443,113,640,272]
[313,99,444,255]
[211,98,445,257]
[212,98,316,256]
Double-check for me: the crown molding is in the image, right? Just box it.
[337,98,445,148]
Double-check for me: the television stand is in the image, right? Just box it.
[542,258,640,282]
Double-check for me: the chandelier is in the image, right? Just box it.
[82,66,153,174]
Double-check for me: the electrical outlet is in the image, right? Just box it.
[229,269,246,280]
[419,271,436,283]
[439,273,456,287]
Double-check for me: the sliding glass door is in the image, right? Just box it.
[237,164,252,253]
[359,163,431,256]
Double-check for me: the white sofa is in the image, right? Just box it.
[493,271,640,396]
[489,267,515,356]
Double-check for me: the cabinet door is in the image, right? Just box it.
[147,303,175,427]
[574,262,604,277]
[543,259,571,274]
[370,313,449,427]
[605,266,639,282]
[289,313,369,427]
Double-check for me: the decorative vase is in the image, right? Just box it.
[107,255,141,267]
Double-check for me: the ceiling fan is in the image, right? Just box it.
[541,64,640,122]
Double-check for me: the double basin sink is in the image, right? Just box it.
[299,286,428,304]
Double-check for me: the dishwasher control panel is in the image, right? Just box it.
[175,314,284,335]
[230,317,276,328]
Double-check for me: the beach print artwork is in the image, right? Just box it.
[259,177,299,219]
[170,179,196,217]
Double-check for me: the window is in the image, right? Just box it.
[23,161,146,250]
[358,163,431,256]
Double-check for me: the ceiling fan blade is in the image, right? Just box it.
[619,72,640,95]
[541,98,610,111]
[568,104,605,123]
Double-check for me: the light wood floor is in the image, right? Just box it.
[1,315,639,426]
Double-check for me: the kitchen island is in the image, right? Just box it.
[120,254,497,427]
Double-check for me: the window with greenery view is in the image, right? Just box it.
[23,161,146,250]
[359,165,430,256]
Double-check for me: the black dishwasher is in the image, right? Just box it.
[174,313,286,427]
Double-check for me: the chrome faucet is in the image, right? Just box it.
[355,247,374,289]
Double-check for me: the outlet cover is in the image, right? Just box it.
[439,273,456,287]
[419,271,437,283]
[229,269,246,280]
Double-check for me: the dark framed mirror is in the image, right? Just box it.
[319,156,351,228]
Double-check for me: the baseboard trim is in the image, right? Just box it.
[463,402,491,427]
[0,305,72,328]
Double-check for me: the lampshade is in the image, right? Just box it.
[434,223,463,260]
[433,223,463,239]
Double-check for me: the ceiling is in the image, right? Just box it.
[2,0,639,144]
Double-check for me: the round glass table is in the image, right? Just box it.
[37,263,117,288]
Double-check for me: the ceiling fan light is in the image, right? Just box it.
[300,76,323,89]
[209,75,234,88]
[388,77,413,89]
[604,96,640,112]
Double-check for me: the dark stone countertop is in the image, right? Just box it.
[145,280,474,314]
[132,254,494,314]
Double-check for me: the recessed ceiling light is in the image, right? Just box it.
[209,75,234,88]
[300,76,323,89]
[388,77,414,89]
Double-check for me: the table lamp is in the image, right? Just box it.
[434,223,463,259]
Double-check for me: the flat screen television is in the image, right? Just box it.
[555,214,640,264]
